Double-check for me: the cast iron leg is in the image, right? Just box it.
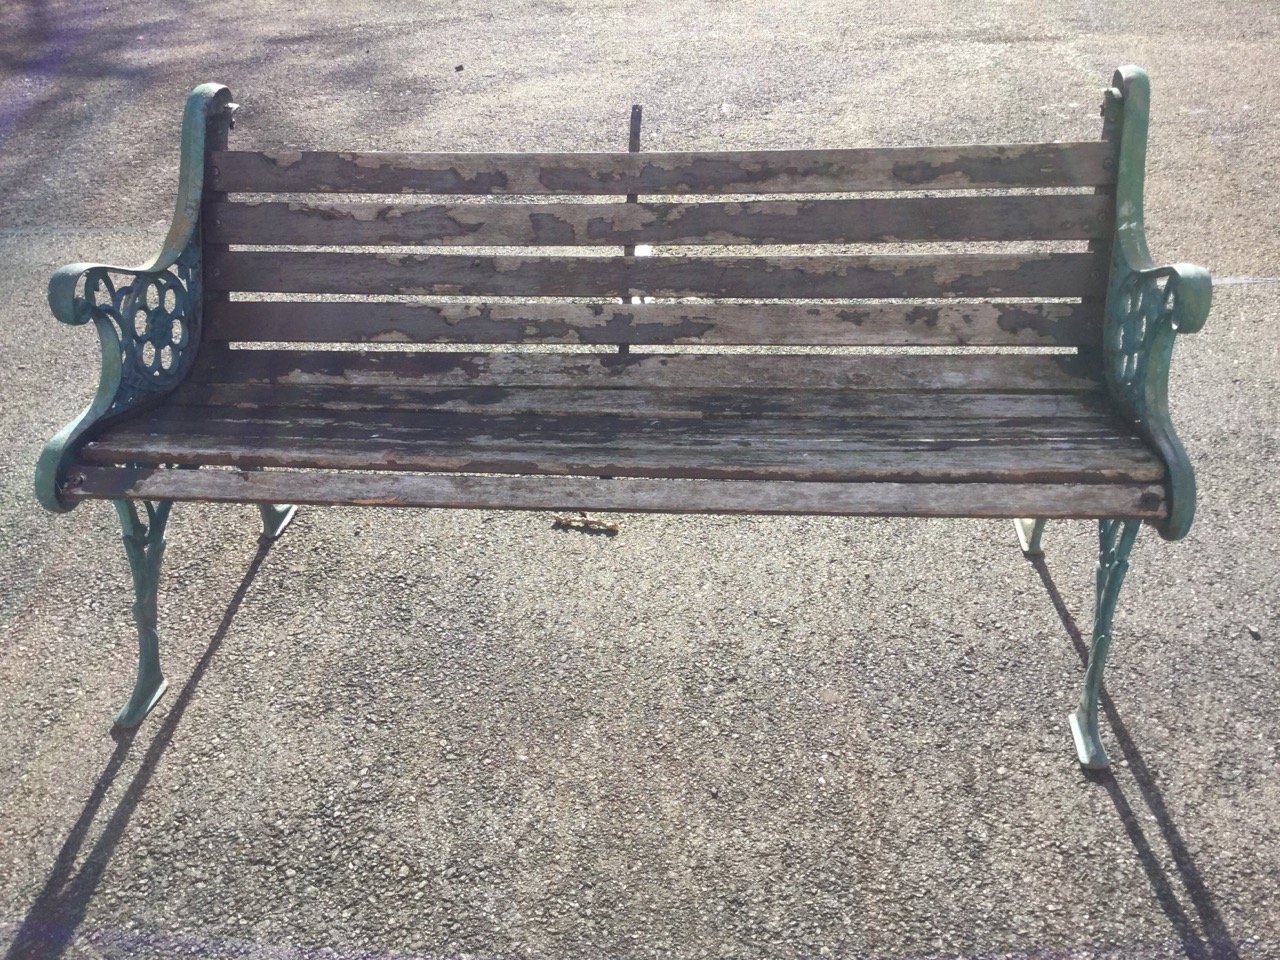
[112,499,173,728]
[246,467,298,539]
[259,504,298,540]
[1069,518,1141,769]
[1014,518,1047,555]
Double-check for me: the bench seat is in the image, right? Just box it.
[66,347,1166,517]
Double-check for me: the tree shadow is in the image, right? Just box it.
[4,537,275,960]
[1029,553,1240,960]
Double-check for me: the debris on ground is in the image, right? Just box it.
[551,512,620,535]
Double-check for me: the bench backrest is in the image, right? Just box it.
[198,141,1117,393]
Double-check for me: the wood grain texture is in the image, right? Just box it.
[64,467,1167,520]
[205,250,1107,299]
[169,383,1117,421]
[93,405,1134,444]
[204,194,1114,245]
[188,348,1107,392]
[83,395,1160,485]
[206,143,1116,194]
[205,301,1104,347]
[81,427,1162,483]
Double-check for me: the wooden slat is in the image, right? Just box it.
[207,143,1116,195]
[65,467,1167,520]
[188,348,1106,392]
[205,301,1103,347]
[94,406,1132,444]
[206,251,1107,299]
[204,194,1114,246]
[81,428,1162,483]
[169,383,1118,421]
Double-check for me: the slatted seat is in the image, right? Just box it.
[38,68,1210,769]
[76,353,1166,516]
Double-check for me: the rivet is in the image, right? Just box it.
[211,166,220,177]
[1102,158,1114,169]
[211,268,221,278]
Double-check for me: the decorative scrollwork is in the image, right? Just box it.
[80,245,202,418]
[1096,66,1211,542]
[35,82,234,514]
[1107,262,1175,424]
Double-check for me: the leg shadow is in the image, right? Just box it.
[5,538,275,960]
[1030,554,1239,960]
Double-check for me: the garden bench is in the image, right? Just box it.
[36,66,1210,769]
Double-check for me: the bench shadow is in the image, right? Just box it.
[1028,554,1240,960]
[3,538,275,960]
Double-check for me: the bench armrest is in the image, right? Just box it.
[35,84,235,513]
[1102,66,1212,541]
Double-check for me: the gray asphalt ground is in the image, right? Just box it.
[2,1,1278,958]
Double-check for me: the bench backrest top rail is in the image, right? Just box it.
[207,142,1116,194]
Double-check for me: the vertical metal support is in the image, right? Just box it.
[259,503,298,540]
[244,469,297,539]
[619,103,642,356]
[112,499,173,727]
[1014,518,1047,555]
[1069,518,1140,769]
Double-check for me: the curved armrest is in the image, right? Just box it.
[35,84,234,513]
[1103,67,1211,541]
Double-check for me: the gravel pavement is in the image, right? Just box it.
[1,1,1278,958]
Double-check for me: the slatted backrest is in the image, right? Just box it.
[200,141,1116,349]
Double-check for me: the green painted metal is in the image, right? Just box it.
[112,498,173,727]
[34,84,235,513]
[244,466,299,539]
[1070,518,1141,769]
[1014,518,1046,555]
[1102,66,1211,542]
[259,503,299,540]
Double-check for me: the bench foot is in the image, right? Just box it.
[1014,518,1046,555]
[1070,518,1140,770]
[259,504,298,540]
[111,499,173,728]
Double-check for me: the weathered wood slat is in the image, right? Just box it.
[65,467,1167,520]
[206,143,1117,194]
[169,383,1116,421]
[188,348,1106,392]
[96,405,1132,445]
[204,194,1114,245]
[80,428,1162,483]
[205,251,1107,299]
[204,301,1103,347]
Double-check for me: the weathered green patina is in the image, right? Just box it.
[34,83,235,514]
[1061,66,1209,768]
[1102,66,1210,543]
[112,498,172,727]
[259,504,299,540]
[1071,518,1142,769]
[1014,517,1046,555]
[35,85,236,726]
